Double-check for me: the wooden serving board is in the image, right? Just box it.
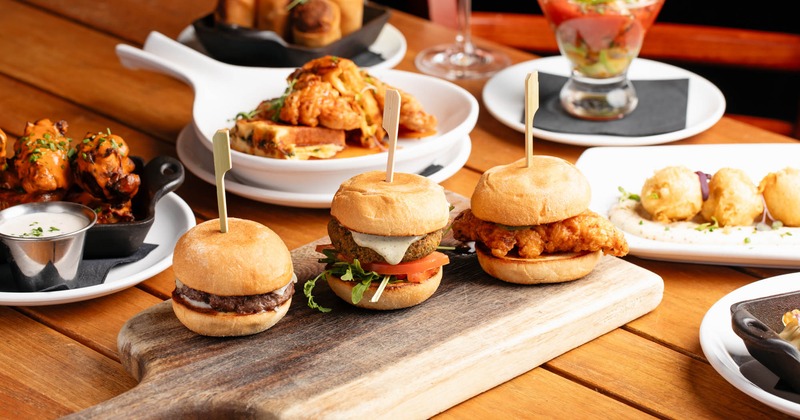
[70,195,663,419]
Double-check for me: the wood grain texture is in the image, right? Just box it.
[71,195,663,418]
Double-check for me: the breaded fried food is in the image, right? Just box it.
[640,165,703,223]
[701,167,763,227]
[759,167,800,227]
[452,208,629,259]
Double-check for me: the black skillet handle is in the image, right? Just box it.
[142,155,185,214]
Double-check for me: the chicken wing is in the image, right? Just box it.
[71,130,140,204]
[452,209,629,258]
[12,119,73,194]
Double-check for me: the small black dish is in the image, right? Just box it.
[731,291,800,393]
[193,4,390,67]
[83,155,184,259]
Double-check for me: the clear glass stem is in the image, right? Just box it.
[456,0,475,57]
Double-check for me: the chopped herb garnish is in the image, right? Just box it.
[617,186,640,202]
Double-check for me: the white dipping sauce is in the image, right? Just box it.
[610,200,800,246]
[0,211,89,238]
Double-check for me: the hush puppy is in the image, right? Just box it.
[759,167,800,227]
[640,166,703,222]
[701,168,763,226]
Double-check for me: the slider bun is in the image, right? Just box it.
[327,268,442,310]
[471,156,591,226]
[476,247,601,284]
[331,171,449,236]
[172,298,291,337]
[172,218,293,296]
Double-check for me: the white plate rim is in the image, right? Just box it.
[176,125,472,208]
[177,22,407,70]
[482,56,726,147]
[0,193,196,306]
[575,143,800,268]
[700,272,800,417]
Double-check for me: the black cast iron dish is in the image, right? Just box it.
[731,291,800,393]
[83,155,184,259]
[193,4,390,67]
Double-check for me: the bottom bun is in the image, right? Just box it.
[477,247,601,284]
[327,269,442,310]
[172,298,291,337]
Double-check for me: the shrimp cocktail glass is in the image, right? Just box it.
[538,0,664,120]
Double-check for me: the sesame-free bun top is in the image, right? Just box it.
[172,218,293,296]
[471,156,591,226]
[330,171,450,236]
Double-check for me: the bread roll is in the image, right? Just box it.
[215,0,257,28]
[330,0,364,35]
[256,0,292,39]
[291,0,342,47]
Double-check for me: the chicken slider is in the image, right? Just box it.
[171,218,295,337]
[451,156,628,284]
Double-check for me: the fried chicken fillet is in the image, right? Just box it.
[452,209,629,259]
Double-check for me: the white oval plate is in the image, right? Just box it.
[700,272,800,417]
[177,125,471,208]
[0,193,195,306]
[483,56,726,146]
[177,23,407,70]
[575,143,800,268]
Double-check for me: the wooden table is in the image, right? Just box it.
[1,1,797,418]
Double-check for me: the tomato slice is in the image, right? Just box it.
[361,251,450,277]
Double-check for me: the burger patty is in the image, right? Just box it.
[172,281,294,314]
[327,219,444,264]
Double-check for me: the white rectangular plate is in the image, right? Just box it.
[576,143,800,268]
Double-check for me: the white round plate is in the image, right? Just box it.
[483,56,726,147]
[176,124,471,209]
[177,22,407,70]
[0,193,195,306]
[700,272,800,417]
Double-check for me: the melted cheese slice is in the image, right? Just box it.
[350,232,424,265]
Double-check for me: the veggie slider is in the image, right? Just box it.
[451,156,628,284]
[171,218,295,337]
[306,170,450,311]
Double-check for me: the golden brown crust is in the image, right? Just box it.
[326,269,442,310]
[329,0,363,35]
[172,297,291,337]
[476,247,601,284]
[172,218,293,296]
[331,171,450,236]
[255,0,291,37]
[215,0,257,28]
[291,0,342,47]
[471,156,591,226]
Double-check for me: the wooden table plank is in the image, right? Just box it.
[0,308,138,417]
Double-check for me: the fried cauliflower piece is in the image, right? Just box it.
[640,165,703,223]
[701,167,763,227]
[451,209,628,259]
[759,167,800,227]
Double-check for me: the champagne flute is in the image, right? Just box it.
[415,0,510,80]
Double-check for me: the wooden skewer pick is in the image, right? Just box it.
[382,88,401,183]
[525,71,539,168]
[213,129,232,233]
